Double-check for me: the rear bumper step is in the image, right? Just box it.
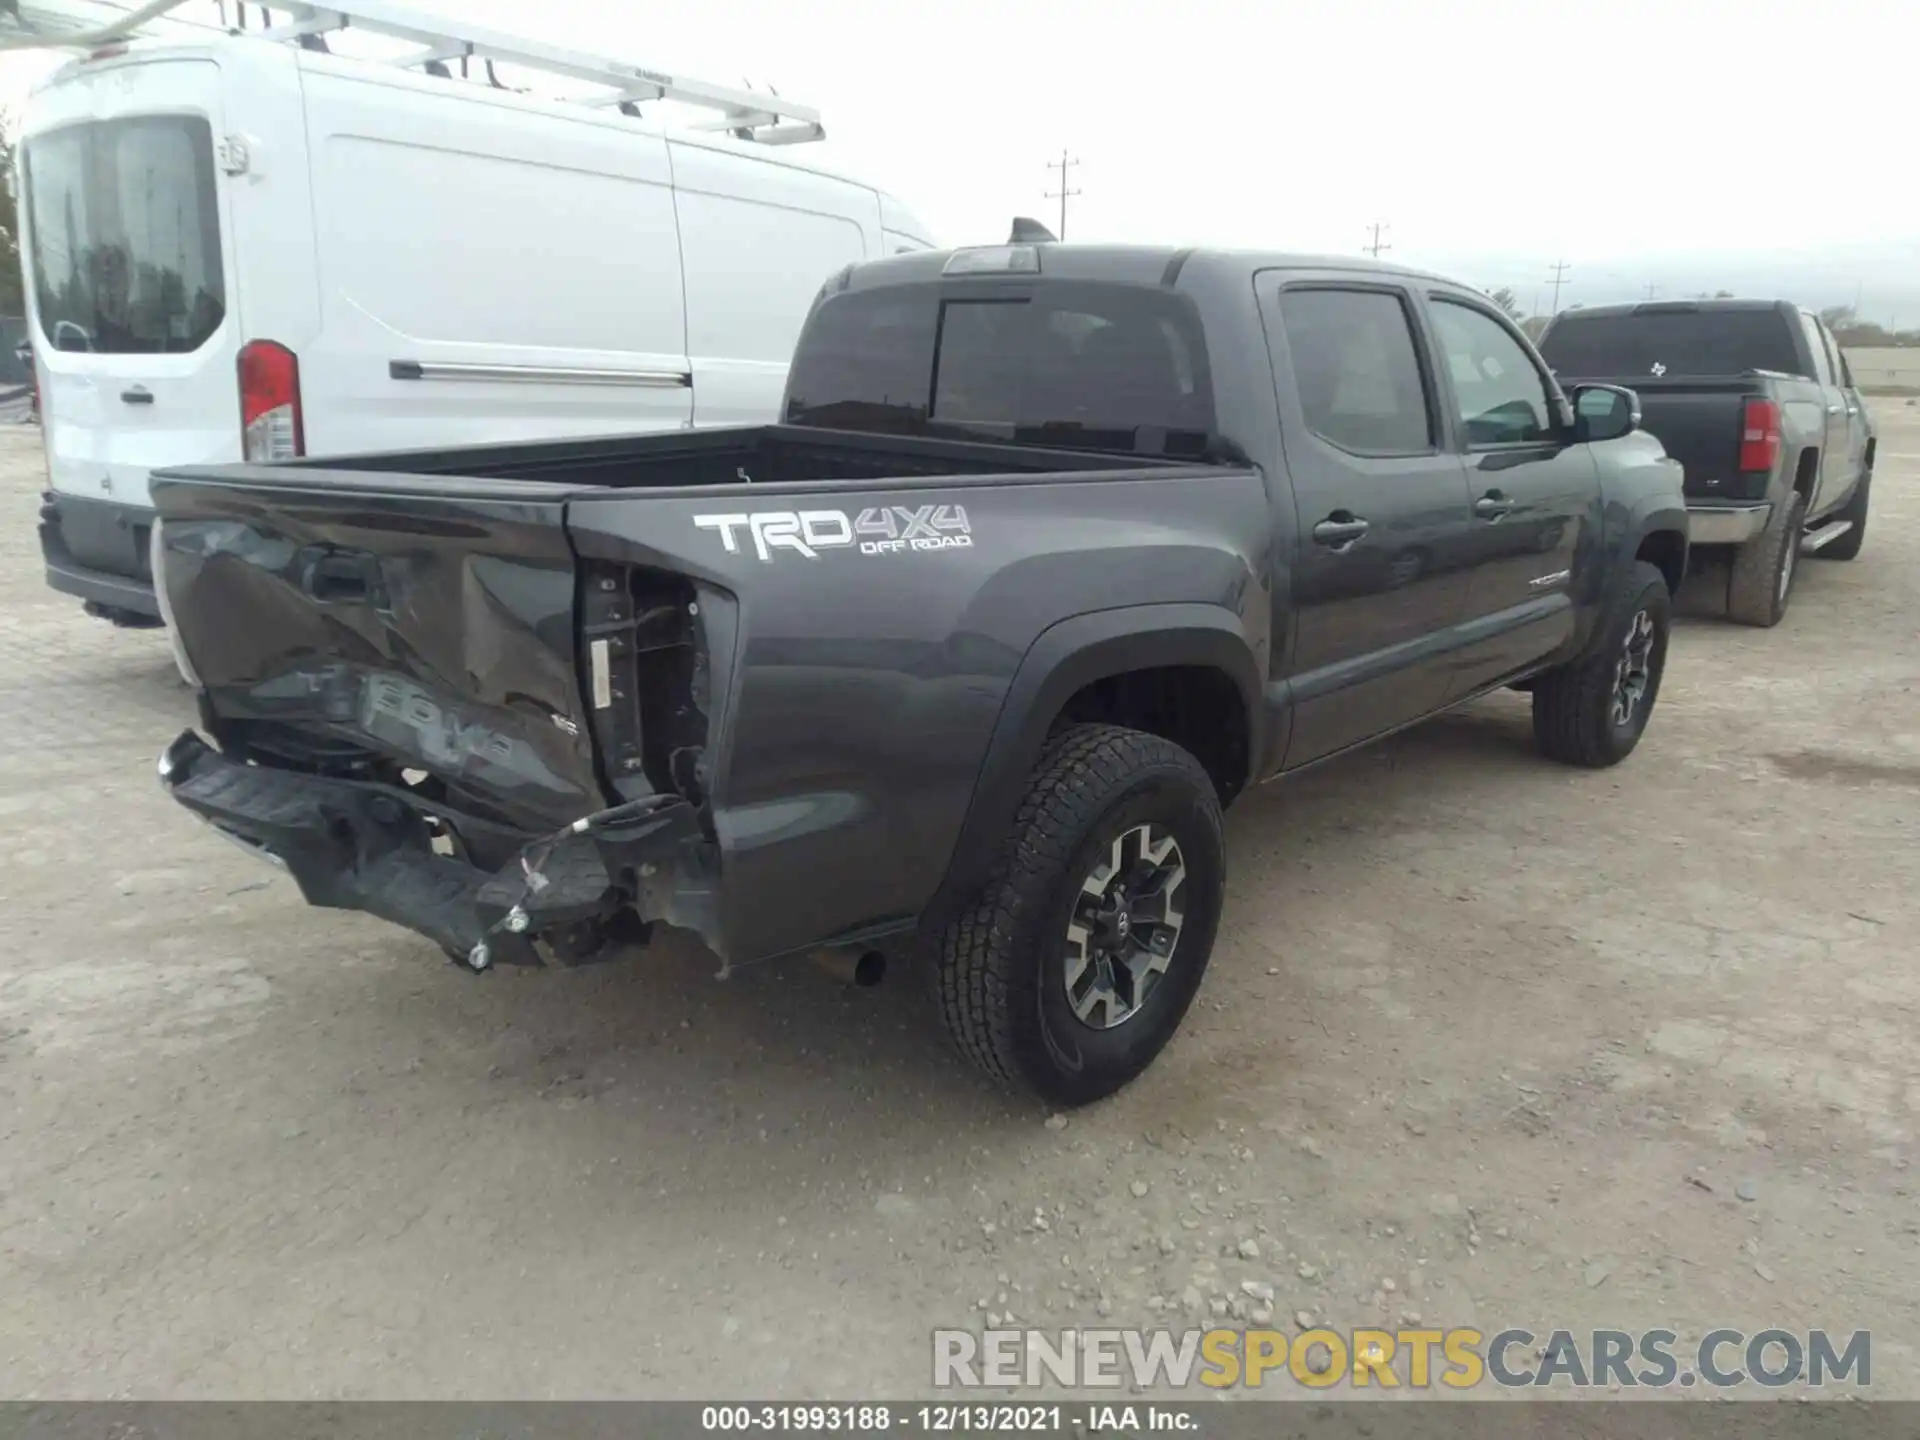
[158,730,702,966]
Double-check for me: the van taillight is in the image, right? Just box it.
[238,340,305,462]
[1739,398,1781,474]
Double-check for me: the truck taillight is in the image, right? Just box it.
[1739,397,1781,474]
[238,340,305,462]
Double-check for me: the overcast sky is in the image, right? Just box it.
[5,0,1917,317]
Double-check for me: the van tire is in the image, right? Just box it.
[1814,471,1870,561]
[1531,560,1671,769]
[924,723,1225,1107]
[1727,491,1806,627]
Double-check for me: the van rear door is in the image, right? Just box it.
[21,58,241,515]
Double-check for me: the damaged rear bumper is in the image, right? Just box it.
[158,730,708,967]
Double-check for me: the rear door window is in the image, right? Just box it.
[1796,312,1834,384]
[23,116,227,354]
[786,283,1217,457]
[1275,287,1434,455]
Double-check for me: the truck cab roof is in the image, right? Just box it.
[838,242,1467,294]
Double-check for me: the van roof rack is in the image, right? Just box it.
[0,0,826,145]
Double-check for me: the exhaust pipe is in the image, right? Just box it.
[810,948,887,987]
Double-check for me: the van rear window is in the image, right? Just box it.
[784,282,1218,458]
[1538,308,1800,379]
[23,116,226,355]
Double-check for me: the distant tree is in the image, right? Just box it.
[1520,315,1550,342]
[0,121,21,316]
[1819,305,1857,332]
[1486,286,1524,322]
[1715,289,1734,299]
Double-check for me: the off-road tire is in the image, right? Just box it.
[1813,471,1870,561]
[1531,560,1671,769]
[924,723,1225,1107]
[1726,490,1806,627]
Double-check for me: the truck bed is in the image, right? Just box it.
[149,423,1254,964]
[249,423,1188,492]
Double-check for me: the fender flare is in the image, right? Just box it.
[1622,500,1690,583]
[922,603,1263,929]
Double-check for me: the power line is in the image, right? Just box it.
[1364,221,1391,258]
[1044,150,1081,241]
[1546,259,1572,314]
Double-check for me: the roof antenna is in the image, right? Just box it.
[1009,217,1058,243]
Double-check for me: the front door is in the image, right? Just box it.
[1259,277,1476,767]
[1422,295,1595,698]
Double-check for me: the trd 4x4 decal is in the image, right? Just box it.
[693,505,972,562]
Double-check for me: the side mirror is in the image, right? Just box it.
[1572,383,1640,443]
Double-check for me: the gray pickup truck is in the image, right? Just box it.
[151,240,1688,1103]
[1538,299,1875,626]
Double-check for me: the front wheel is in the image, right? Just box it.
[1531,560,1672,769]
[923,723,1225,1106]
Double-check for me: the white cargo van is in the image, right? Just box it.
[7,1,935,624]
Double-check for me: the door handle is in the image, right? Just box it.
[1473,492,1515,520]
[1311,514,1370,549]
[120,386,153,405]
[1846,406,1859,416]
[298,548,385,606]
[1826,404,1841,415]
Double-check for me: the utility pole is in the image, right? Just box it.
[1364,221,1391,258]
[1643,281,1662,301]
[1546,259,1571,315]
[1045,150,1081,240]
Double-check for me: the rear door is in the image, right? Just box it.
[1258,275,1476,767]
[1422,293,1592,696]
[1793,310,1848,510]
[20,59,242,514]
[1816,318,1869,510]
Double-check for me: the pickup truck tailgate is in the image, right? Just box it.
[152,472,602,830]
[1558,379,1748,499]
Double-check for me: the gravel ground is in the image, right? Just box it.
[0,413,1916,1400]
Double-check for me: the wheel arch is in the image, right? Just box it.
[923,604,1263,929]
[1632,522,1688,599]
[1791,447,1820,502]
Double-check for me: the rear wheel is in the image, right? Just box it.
[924,723,1225,1106]
[1531,560,1671,769]
[1813,471,1870,561]
[1726,490,1806,627]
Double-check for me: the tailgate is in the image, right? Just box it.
[152,471,603,830]
[1631,386,1747,498]
[1562,378,1750,498]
